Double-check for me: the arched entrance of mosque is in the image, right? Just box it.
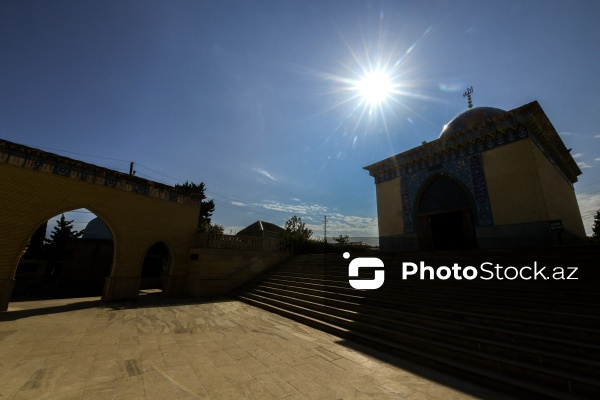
[417,175,477,250]
[140,242,170,291]
[12,208,114,302]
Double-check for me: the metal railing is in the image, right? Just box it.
[195,233,286,252]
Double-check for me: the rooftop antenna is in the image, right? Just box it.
[463,86,474,109]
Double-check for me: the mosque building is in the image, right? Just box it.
[364,98,586,251]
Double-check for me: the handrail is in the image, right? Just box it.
[201,241,292,281]
[196,232,284,252]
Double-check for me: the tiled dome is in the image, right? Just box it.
[439,107,506,138]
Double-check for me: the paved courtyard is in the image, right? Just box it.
[0,293,507,399]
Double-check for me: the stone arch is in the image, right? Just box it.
[16,206,116,272]
[11,206,116,301]
[0,145,200,310]
[140,241,171,291]
[416,174,477,250]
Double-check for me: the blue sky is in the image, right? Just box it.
[2,0,599,237]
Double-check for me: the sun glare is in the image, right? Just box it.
[355,70,393,106]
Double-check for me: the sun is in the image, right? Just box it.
[354,70,394,107]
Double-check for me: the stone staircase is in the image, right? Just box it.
[232,246,600,399]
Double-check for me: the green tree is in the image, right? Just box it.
[333,235,350,245]
[284,216,313,242]
[45,214,83,280]
[175,181,216,231]
[592,210,600,238]
[207,223,225,234]
[46,214,83,247]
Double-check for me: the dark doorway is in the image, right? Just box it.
[140,242,170,290]
[430,211,467,250]
[417,175,477,250]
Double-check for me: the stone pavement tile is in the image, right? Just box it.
[85,360,119,384]
[163,363,210,397]
[118,358,144,378]
[117,343,141,360]
[142,368,194,400]
[1,297,511,400]
[209,384,255,400]
[239,347,296,379]
[217,362,257,385]
[331,355,374,377]
[404,390,438,400]
[302,355,390,397]
[286,373,338,400]
[80,379,117,400]
[281,393,311,400]
[115,375,146,400]
[205,348,236,367]
[360,372,419,397]
[224,346,252,360]
[254,371,300,398]
[293,362,368,399]
[0,359,46,398]
[12,385,83,400]
[141,354,168,372]
[410,381,512,400]
[238,380,278,400]
[162,350,190,368]
[310,345,343,361]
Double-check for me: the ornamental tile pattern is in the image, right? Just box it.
[369,124,534,234]
[0,139,201,205]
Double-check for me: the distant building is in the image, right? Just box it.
[82,217,112,240]
[364,101,586,251]
[237,220,285,239]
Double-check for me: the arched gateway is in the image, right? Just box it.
[417,175,477,250]
[0,139,200,310]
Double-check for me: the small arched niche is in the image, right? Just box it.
[140,242,171,292]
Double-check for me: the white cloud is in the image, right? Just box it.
[254,200,328,215]
[252,167,277,181]
[231,201,246,207]
[246,200,378,237]
[595,158,600,162]
[577,161,592,169]
[560,131,572,136]
[572,152,583,159]
[594,134,600,139]
[438,82,463,92]
[309,213,379,238]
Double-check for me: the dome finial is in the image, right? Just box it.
[463,86,474,109]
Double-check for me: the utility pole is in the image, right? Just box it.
[322,215,327,243]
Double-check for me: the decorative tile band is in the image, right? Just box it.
[0,139,202,205]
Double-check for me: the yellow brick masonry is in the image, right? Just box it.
[0,145,199,310]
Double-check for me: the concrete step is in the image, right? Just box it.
[234,252,600,399]
[234,292,600,400]
[253,282,600,360]
[266,275,600,328]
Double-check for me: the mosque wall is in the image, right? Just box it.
[482,139,549,225]
[375,177,404,237]
[531,142,587,238]
[0,159,199,310]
